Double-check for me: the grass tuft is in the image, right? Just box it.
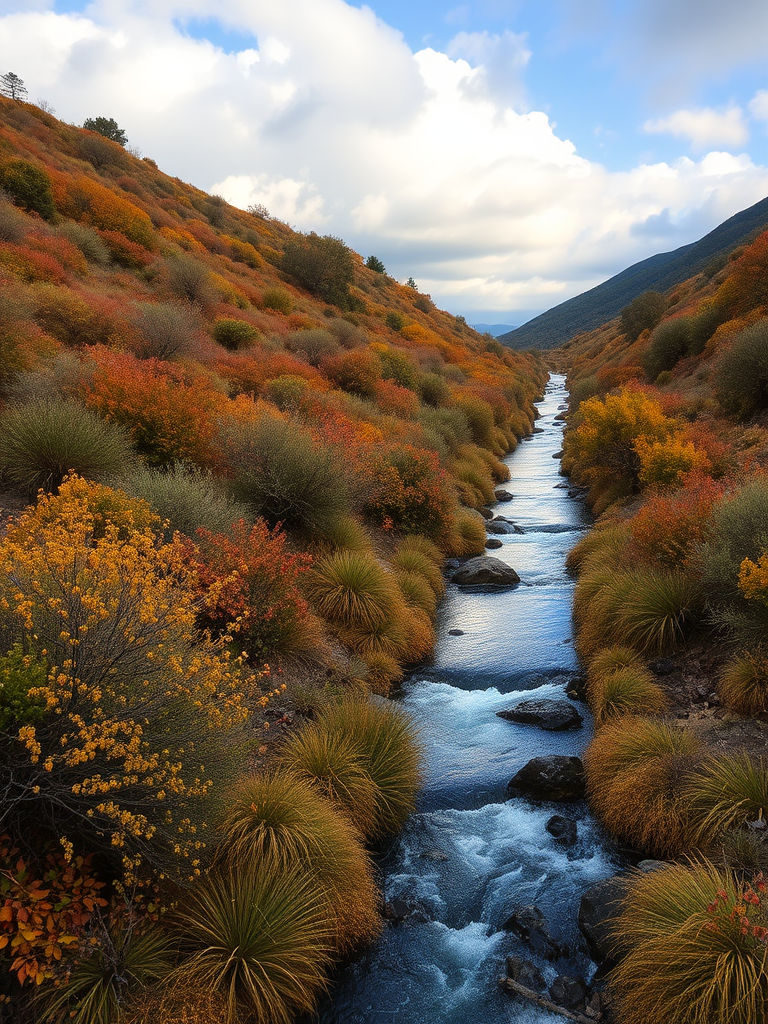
[686,754,768,841]
[719,651,768,715]
[590,664,670,723]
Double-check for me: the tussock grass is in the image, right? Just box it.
[363,652,404,695]
[317,698,421,840]
[307,550,398,630]
[217,772,380,954]
[396,568,438,617]
[585,716,703,856]
[445,509,486,557]
[587,645,642,686]
[609,860,768,1024]
[719,651,768,715]
[0,399,132,493]
[275,724,379,837]
[312,515,373,554]
[616,569,702,655]
[590,665,670,723]
[566,521,631,574]
[686,754,768,841]
[170,863,331,1024]
[392,539,445,598]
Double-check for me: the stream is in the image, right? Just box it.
[319,373,620,1024]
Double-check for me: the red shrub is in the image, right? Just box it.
[365,443,453,539]
[322,348,381,398]
[628,477,724,569]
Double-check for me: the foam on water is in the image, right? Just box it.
[320,375,619,1024]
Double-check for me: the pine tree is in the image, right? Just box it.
[0,72,28,102]
[83,116,128,147]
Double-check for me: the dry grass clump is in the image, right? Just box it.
[719,650,768,714]
[590,664,670,724]
[584,716,703,856]
[587,645,643,686]
[566,521,631,574]
[445,509,486,556]
[216,772,380,955]
[685,754,768,842]
[609,860,768,1024]
[392,537,445,598]
[363,651,404,695]
[307,550,398,630]
[396,568,438,617]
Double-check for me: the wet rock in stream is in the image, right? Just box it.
[507,755,586,801]
[503,904,568,960]
[497,698,583,731]
[452,556,520,586]
[546,814,578,846]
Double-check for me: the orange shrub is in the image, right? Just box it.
[0,242,66,284]
[322,348,381,398]
[98,228,154,267]
[365,443,453,540]
[635,434,709,489]
[51,173,155,248]
[84,349,222,466]
[628,478,723,569]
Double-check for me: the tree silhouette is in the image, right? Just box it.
[0,72,27,102]
[83,116,128,147]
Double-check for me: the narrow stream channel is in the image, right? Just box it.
[320,373,620,1024]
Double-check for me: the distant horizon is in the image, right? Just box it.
[4,0,768,322]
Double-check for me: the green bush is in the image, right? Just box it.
[615,569,703,655]
[714,319,768,418]
[117,464,249,541]
[217,772,380,955]
[385,311,405,332]
[0,644,46,731]
[620,290,666,342]
[282,232,354,307]
[212,317,259,350]
[609,860,768,1024]
[225,415,350,536]
[0,197,29,242]
[0,159,55,220]
[365,255,386,273]
[0,399,132,492]
[170,864,331,1024]
[643,318,692,381]
[166,255,214,305]
[261,287,292,314]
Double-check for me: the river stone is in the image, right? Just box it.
[497,699,583,731]
[503,905,567,960]
[453,557,520,587]
[648,657,676,676]
[478,506,494,519]
[486,520,517,535]
[494,489,514,502]
[549,976,587,1011]
[552,450,564,458]
[485,538,503,550]
[577,875,629,963]
[448,629,465,636]
[383,898,431,924]
[546,814,578,846]
[506,756,586,801]
[505,955,546,992]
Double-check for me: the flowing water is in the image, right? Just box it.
[320,374,619,1024]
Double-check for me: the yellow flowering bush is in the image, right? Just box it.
[0,477,262,881]
[739,552,768,606]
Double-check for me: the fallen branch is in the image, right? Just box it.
[498,977,601,1023]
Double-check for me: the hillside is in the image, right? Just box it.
[0,95,546,1024]
[500,193,768,350]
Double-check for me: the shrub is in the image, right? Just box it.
[584,716,702,856]
[445,509,487,556]
[286,328,339,366]
[306,550,398,630]
[117,464,248,541]
[261,287,292,314]
[275,725,379,836]
[128,300,202,360]
[0,198,29,242]
[609,861,768,1024]
[225,415,350,535]
[282,232,354,306]
[0,159,55,220]
[686,754,768,841]
[418,372,451,407]
[643,317,692,380]
[0,399,132,492]
[635,434,707,489]
[718,650,768,715]
[188,520,319,664]
[170,863,331,1024]
[620,290,666,342]
[714,319,768,418]
[315,697,421,839]
[38,924,171,1024]
[365,444,453,540]
[59,221,112,265]
[32,283,113,348]
[385,311,405,332]
[166,255,214,305]
[52,174,154,247]
[628,479,721,569]
[212,317,259,350]
[217,772,380,955]
[322,348,380,398]
[0,644,46,731]
[589,665,670,723]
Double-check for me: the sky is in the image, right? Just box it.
[2,1,768,325]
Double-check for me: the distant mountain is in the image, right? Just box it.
[500,195,768,350]
[472,323,518,336]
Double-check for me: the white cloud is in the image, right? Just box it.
[749,90,768,123]
[643,106,748,150]
[3,0,768,319]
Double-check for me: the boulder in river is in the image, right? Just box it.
[549,976,587,1011]
[486,520,518,535]
[505,955,546,992]
[478,506,494,520]
[447,628,465,636]
[552,450,564,458]
[383,897,431,925]
[577,875,629,963]
[494,489,514,502]
[485,538,503,550]
[546,814,578,847]
[507,755,586,801]
[503,905,568,960]
[453,556,520,587]
[497,698,583,731]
